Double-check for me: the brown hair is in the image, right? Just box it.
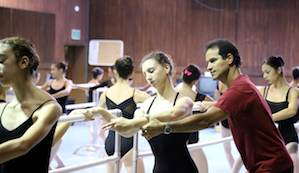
[0,37,39,77]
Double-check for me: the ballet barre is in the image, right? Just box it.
[65,102,96,110]
[49,155,120,173]
[50,108,122,173]
[58,109,122,123]
[73,83,96,89]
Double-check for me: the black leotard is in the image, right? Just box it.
[217,82,230,129]
[0,99,6,171]
[147,93,198,173]
[49,80,69,113]
[188,93,205,144]
[264,86,298,144]
[293,86,299,123]
[105,90,136,158]
[0,100,57,173]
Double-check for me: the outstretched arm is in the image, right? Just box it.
[102,96,194,137]
[141,106,230,140]
[147,96,193,121]
[0,102,61,163]
[40,80,51,90]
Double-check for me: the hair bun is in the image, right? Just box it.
[124,55,133,64]
[276,56,285,66]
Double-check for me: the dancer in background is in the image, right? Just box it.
[41,61,73,169]
[176,64,213,173]
[97,56,149,173]
[41,61,73,116]
[289,66,299,125]
[259,56,299,173]
[290,66,299,88]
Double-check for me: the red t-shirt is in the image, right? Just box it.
[214,75,292,172]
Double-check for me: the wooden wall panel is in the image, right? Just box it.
[0,8,11,37]
[89,0,299,87]
[89,0,238,87]
[0,1,88,103]
[235,0,299,84]
[0,0,88,103]
[66,46,87,103]
[10,9,55,63]
[0,0,87,63]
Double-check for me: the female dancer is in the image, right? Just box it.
[102,51,198,173]
[0,37,61,172]
[41,61,73,169]
[176,64,213,173]
[96,56,150,173]
[259,56,299,173]
[41,61,73,116]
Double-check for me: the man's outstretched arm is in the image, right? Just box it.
[141,106,230,140]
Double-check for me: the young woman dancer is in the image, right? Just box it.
[259,56,299,173]
[0,37,61,172]
[102,51,198,173]
[41,61,73,169]
[289,66,299,124]
[176,64,213,173]
[85,56,150,173]
[41,61,73,116]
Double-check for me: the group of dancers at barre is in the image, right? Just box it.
[0,36,298,173]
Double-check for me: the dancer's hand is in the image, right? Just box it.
[102,117,131,132]
[69,109,94,121]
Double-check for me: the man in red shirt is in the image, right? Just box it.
[142,39,293,173]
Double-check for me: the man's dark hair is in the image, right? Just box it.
[205,39,242,68]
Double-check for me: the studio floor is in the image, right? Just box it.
[50,121,247,173]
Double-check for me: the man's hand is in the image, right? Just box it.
[141,115,166,140]
[194,101,214,112]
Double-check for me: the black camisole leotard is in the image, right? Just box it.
[217,82,230,129]
[263,86,298,144]
[188,93,205,144]
[49,80,69,114]
[105,90,136,158]
[0,100,57,173]
[147,93,198,173]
